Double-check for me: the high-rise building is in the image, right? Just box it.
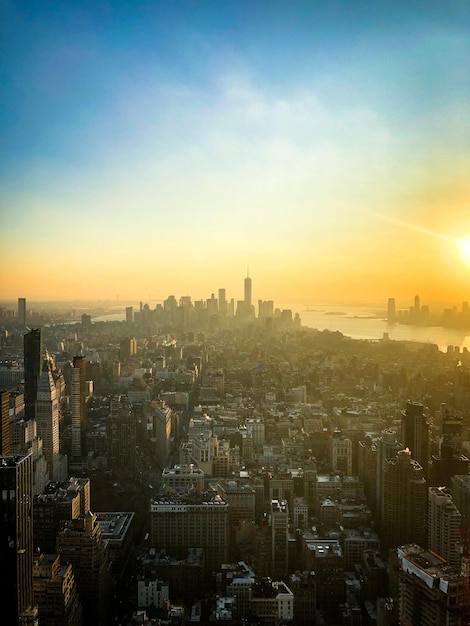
[10,417,49,496]
[18,297,27,328]
[428,487,462,569]
[0,454,38,625]
[451,474,470,527]
[150,490,229,574]
[387,297,396,323]
[107,396,136,471]
[380,448,427,550]
[397,544,463,626]
[71,356,87,461]
[35,358,61,480]
[125,305,133,325]
[244,272,252,310]
[401,400,430,477]
[56,512,110,626]
[0,389,10,454]
[218,288,227,316]
[375,429,402,520]
[24,328,43,419]
[271,499,289,580]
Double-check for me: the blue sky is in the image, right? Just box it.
[1,1,469,303]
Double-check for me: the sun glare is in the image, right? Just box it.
[460,237,470,265]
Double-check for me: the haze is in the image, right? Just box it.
[1,1,469,306]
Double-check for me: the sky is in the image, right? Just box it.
[1,0,470,307]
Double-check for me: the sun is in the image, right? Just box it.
[460,236,470,265]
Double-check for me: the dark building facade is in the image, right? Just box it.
[0,454,38,625]
[24,328,43,419]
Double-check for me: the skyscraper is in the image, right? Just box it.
[106,396,136,471]
[401,400,430,477]
[387,297,396,323]
[71,356,87,461]
[24,328,43,419]
[380,448,427,550]
[0,389,10,454]
[0,454,38,625]
[35,358,60,480]
[218,288,227,316]
[18,297,27,328]
[244,272,252,310]
[398,544,462,626]
[271,499,289,580]
[428,487,462,569]
[125,306,133,325]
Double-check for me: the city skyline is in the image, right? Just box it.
[1,1,469,304]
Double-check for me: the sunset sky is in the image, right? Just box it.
[1,1,469,307]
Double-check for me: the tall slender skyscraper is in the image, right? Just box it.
[218,288,227,316]
[401,400,430,477]
[36,359,60,480]
[0,389,10,455]
[244,271,252,310]
[271,499,289,580]
[18,297,27,328]
[0,454,38,625]
[24,328,43,419]
[428,486,462,569]
[380,448,427,550]
[70,356,87,462]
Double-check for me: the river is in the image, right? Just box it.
[297,304,470,353]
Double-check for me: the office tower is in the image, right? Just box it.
[56,512,110,626]
[106,396,136,471]
[10,417,49,496]
[218,288,227,316]
[32,553,82,626]
[358,438,377,513]
[397,544,463,626]
[71,368,82,459]
[150,490,229,574]
[0,389,10,454]
[271,499,289,580]
[35,358,60,480]
[380,448,427,550]
[375,429,402,520]
[0,454,38,625]
[401,400,430,476]
[24,328,43,419]
[414,293,420,312]
[387,297,396,322]
[18,297,27,328]
[244,272,252,310]
[125,305,133,325]
[207,293,218,316]
[451,475,470,527]
[258,299,274,319]
[71,356,87,461]
[428,487,462,569]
